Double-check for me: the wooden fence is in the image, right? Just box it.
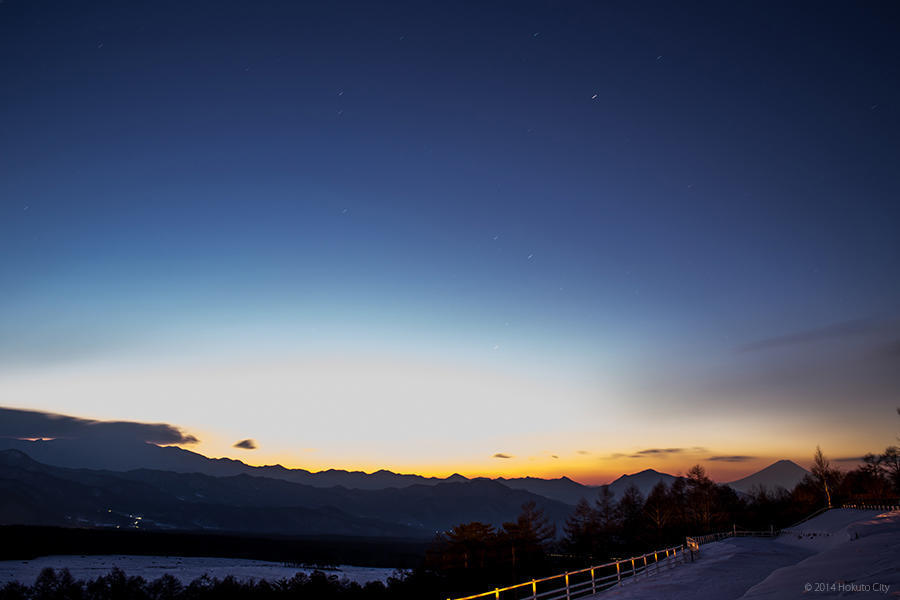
[449,525,784,600]
[842,503,900,511]
[447,544,688,600]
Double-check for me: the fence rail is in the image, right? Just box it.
[448,544,687,600]
[449,524,788,600]
[685,528,779,554]
[842,503,900,511]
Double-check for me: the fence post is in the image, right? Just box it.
[631,558,636,580]
[494,588,499,600]
[590,568,596,594]
[616,560,621,584]
[531,579,537,600]
[565,573,570,600]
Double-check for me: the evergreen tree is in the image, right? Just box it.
[615,484,645,548]
[643,481,671,543]
[686,465,715,531]
[501,501,555,578]
[563,498,601,555]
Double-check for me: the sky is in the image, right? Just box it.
[1,1,899,484]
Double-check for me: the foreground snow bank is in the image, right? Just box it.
[0,555,398,586]
[740,510,900,599]
[588,509,899,600]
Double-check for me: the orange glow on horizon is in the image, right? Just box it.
[173,441,820,486]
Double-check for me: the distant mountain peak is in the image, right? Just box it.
[602,468,677,499]
[727,459,809,494]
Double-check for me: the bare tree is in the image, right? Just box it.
[811,446,839,507]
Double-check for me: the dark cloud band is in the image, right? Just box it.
[0,406,198,444]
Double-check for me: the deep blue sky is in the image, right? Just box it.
[1,1,899,479]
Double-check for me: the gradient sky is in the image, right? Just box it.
[1,1,899,483]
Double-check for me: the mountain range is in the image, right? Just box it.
[0,449,572,537]
[0,438,810,538]
[0,438,806,502]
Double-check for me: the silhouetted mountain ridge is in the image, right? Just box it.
[0,449,572,538]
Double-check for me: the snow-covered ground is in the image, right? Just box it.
[742,509,899,599]
[591,509,899,600]
[0,555,399,586]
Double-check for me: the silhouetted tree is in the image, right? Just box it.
[443,522,496,570]
[616,484,644,548]
[500,501,554,578]
[146,574,182,600]
[666,476,689,537]
[686,465,715,531]
[563,498,601,555]
[643,481,670,543]
[881,446,900,494]
[595,485,618,531]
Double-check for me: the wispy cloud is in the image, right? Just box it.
[635,447,685,455]
[233,439,257,450]
[879,339,900,358]
[577,449,591,455]
[610,447,709,459]
[0,406,198,444]
[738,317,887,353]
[493,452,513,459]
[707,455,756,462]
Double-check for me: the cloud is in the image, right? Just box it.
[576,450,591,455]
[0,406,198,444]
[879,340,900,358]
[551,455,559,459]
[233,439,257,450]
[635,447,684,455]
[707,455,756,462]
[737,317,887,353]
[609,447,708,459]
[834,456,866,463]
[493,453,513,459]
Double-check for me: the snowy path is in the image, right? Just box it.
[587,509,899,600]
[0,555,398,586]
[594,538,812,600]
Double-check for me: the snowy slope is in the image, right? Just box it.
[586,508,897,600]
[741,510,900,599]
[597,538,812,600]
